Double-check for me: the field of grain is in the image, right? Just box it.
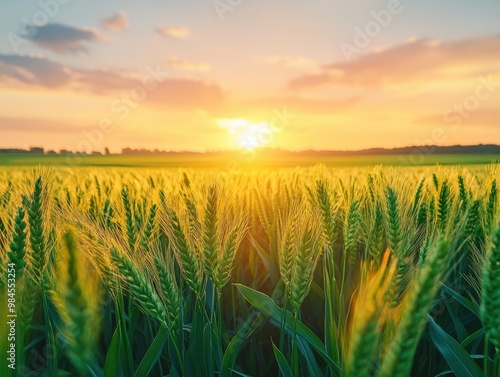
[0,165,499,376]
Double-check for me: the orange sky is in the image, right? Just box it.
[1,2,500,152]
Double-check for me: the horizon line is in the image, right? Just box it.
[1,143,500,155]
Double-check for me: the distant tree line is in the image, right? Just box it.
[0,147,110,155]
[1,144,500,156]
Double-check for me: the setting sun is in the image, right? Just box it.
[240,134,260,149]
[237,122,274,149]
[218,119,276,149]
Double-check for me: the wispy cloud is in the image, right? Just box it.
[288,35,500,90]
[75,68,139,93]
[147,79,225,109]
[238,96,360,115]
[102,11,129,31]
[155,26,190,39]
[22,23,101,53]
[0,54,225,110]
[166,57,210,71]
[416,109,500,128]
[267,55,316,68]
[0,117,86,133]
[0,54,71,88]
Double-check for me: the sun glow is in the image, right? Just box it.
[217,118,275,149]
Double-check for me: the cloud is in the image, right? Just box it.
[417,109,500,128]
[241,96,360,114]
[166,57,210,71]
[0,54,137,91]
[75,68,139,93]
[23,23,100,53]
[267,55,316,68]
[102,11,129,31]
[155,26,190,39]
[0,54,71,88]
[0,117,85,133]
[288,35,500,89]
[147,79,226,109]
[72,68,225,109]
[0,54,225,110]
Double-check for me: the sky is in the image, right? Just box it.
[0,0,499,152]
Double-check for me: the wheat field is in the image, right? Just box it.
[0,165,499,376]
